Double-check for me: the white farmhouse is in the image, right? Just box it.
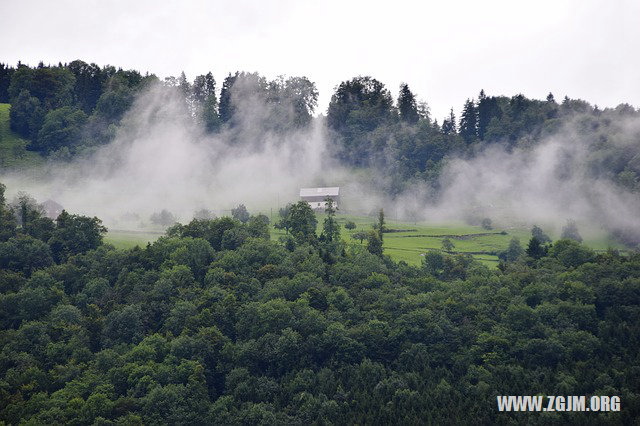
[300,187,340,211]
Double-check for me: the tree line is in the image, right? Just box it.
[2,60,640,197]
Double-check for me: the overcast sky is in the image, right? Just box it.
[1,0,639,120]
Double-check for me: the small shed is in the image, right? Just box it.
[300,187,339,211]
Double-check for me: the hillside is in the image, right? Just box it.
[105,212,628,268]
[0,103,44,169]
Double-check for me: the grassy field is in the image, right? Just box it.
[106,212,627,268]
[320,215,531,267]
[105,229,166,250]
[0,103,45,169]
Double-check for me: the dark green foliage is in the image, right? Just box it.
[283,201,317,244]
[0,235,54,275]
[93,76,134,123]
[441,237,454,251]
[247,214,270,239]
[366,230,383,257]
[171,216,239,250]
[459,98,477,143]
[201,94,221,132]
[549,239,595,268]
[67,60,107,113]
[344,220,356,230]
[397,83,419,124]
[320,198,340,243]
[526,237,547,259]
[327,76,396,165]
[8,65,75,108]
[218,72,237,123]
[0,63,14,103]
[9,90,43,138]
[3,61,156,158]
[0,200,639,424]
[477,89,501,140]
[442,108,456,135]
[33,106,88,154]
[0,183,17,241]
[375,208,385,241]
[351,230,368,243]
[531,224,552,243]
[328,76,395,132]
[48,210,107,262]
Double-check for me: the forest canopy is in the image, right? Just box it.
[0,187,639,424]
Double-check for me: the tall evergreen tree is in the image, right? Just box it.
[477,90,501,140]
[459,99,477,143]
[192,72,216,104]
[218,73,238,123]
[178,71,191,99]
[442,108,456,135]
[376,209,385,241]
[0,63,15,103]
[321,198,340,243]
[397,83,419,124]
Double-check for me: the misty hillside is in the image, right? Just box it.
[1,61,640,247]
[2,62,640,191]
[1,59,640,425]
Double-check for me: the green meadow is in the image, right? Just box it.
[106,212,627,267]
[0,103,44,169]
[104,229,166,250]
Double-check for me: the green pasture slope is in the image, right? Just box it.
[0,103,44,168]
[106,212,627,267]
[104,229,165,250]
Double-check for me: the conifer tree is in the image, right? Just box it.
[397,83,419,124]
[459,99,478,143]
[442,108,457,135]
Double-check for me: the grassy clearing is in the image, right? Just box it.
[334,216,531,267]
[104,230,164,250]
[107,212,625,267]
[0,103,44,169]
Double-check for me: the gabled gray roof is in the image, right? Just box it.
[300,187,340,197]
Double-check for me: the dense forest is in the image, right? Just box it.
[0,186,639,424]
[1,60,640,424]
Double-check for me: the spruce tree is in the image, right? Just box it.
[442,108,457,135]
[397,83,419,124]
[459,99,478,143]
[321,198,340,242]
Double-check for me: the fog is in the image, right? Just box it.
[1,83,344,227]
[1,82,639,245]
[424,137,640,239]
